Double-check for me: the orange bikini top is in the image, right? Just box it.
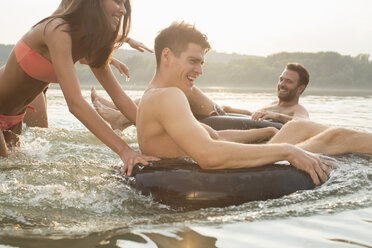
[14,40,58,83]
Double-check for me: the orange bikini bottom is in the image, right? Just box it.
[0,112,26,131]
[0,106,35,131]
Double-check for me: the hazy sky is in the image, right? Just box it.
[0,0,371,57]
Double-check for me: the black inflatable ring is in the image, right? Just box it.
[200,114,283,130]
[130,159,314,210]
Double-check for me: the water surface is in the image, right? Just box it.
[0,87,371,247]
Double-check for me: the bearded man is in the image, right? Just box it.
[223,63,310,124]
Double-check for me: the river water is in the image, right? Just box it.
[0,87,371,248]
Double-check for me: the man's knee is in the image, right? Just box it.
[283,119,329,135]
[282,119,308,130]
[208,128,220,140]
[201,123,220,140]
[322,127,353,143]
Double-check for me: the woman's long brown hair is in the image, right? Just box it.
[36,0,131,68]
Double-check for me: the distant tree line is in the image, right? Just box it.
[1,44,371,89]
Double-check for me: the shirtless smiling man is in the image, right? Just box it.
[136,22,330,185]
[132,22,372,185]
[223,63,310,123]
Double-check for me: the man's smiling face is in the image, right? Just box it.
[170,43,205,95]
[277,69,302,101]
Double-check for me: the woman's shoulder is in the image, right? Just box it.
[19,18,70,52]
[36,18,74,46]
[39,17,71,35]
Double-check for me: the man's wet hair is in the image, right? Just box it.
[285,63,310,87]
[154,21,211,68]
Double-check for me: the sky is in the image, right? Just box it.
[0,0,371,57]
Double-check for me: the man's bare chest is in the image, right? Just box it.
[261,105,296,115]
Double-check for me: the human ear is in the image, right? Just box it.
[161,48,172,65]
[298,84,306,94]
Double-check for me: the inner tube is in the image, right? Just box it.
[130,159,314,210]
[200,114,283,130]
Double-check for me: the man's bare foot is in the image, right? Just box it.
[91,87,118,109]
[92,99,132,131]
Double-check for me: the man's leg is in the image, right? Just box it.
[201,123,278,143]
[296,127,372,155]
[217,128,278,143]
[91,87,140,130]
[268,120,328,144]
[91,87,119,110]
[269,119,372,155]
[92,100,132,131]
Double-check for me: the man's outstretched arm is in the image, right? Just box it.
[222,105,252,116]
[187,86,219,118]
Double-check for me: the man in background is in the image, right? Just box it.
[222,63,310,124]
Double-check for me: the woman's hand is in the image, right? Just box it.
[110,58,130,78]
[126,37,154,53]
[119,148,159,176]
[81,57,130,79]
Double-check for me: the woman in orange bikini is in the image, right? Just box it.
[24,0,153,128]
[0,0,157,175]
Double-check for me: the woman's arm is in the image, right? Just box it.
[126,37,154,53]
[44,22,156,175]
